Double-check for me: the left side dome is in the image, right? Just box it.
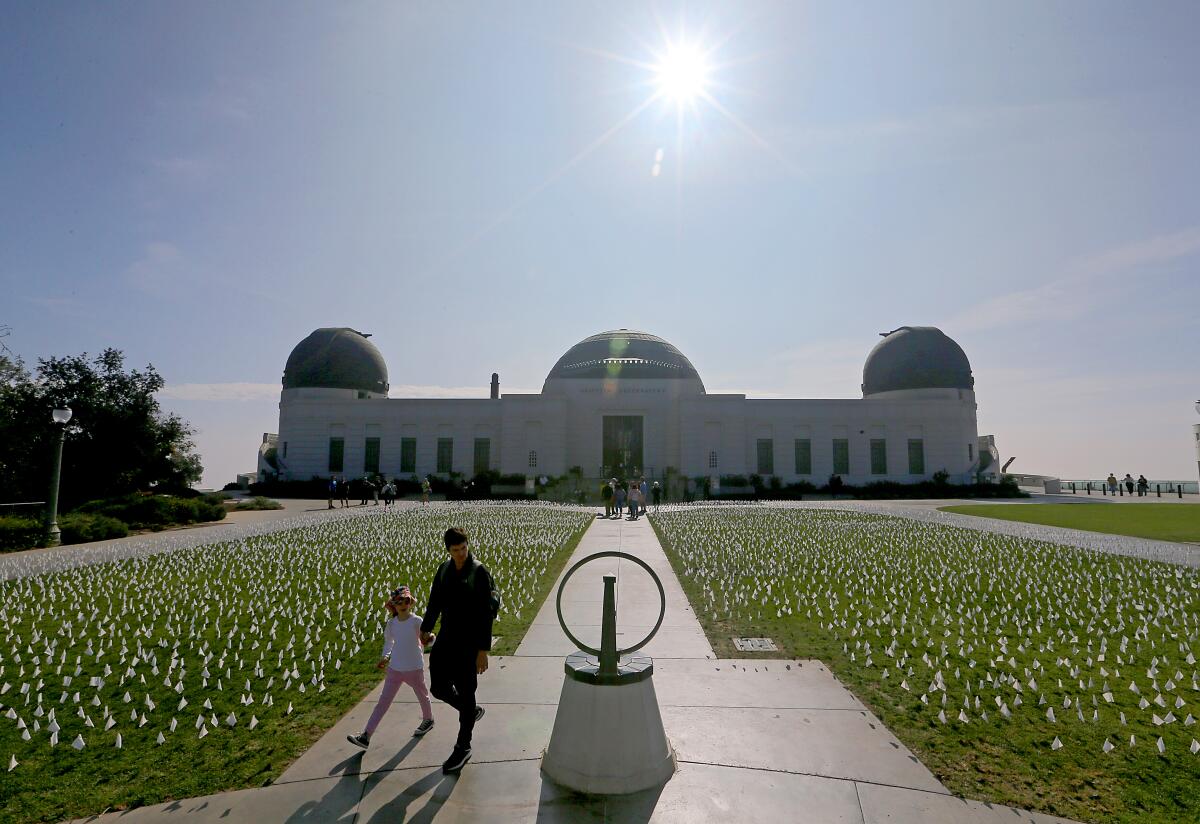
[283,328,389,393]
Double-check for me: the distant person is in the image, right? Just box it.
[360,477,374,506]
[340,476,350,507]
[1123,473,1135,496]
[615,484,626,518]
[651,480,662,512]
[1137,474,1149,497]
[421,477,432,506]
[328,476,337,510]
[1107,473,1118,495]
[382,480,395,507]
[639,478,649,514]
[347,586,435,750]
[627,483,640,520]
[601,480,613,518]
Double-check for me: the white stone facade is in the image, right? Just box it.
[267,327,983,486]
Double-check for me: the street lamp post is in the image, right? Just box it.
[1193,401,1200,493]
[46,406,72,547]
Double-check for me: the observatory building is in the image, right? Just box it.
[262,326,987,485]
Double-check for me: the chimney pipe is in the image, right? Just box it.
[490,372,500,400]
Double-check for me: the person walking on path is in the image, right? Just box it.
[1137,474,1149,497]
[347,586,435,749]
[639,478,649,515]
[651,480,662,512]
[615,484,626,519]
[1107,473,1118,495]
[627,483,640,521]
[601,480,613,518]
[339,476,350,507]
[328,476,337,510]
[382,480,395,507]
[1123,473,1135,496]
[420,527,496,774]
[360,477,375,506]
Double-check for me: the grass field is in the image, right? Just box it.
[0,505,589,823]
[940,503,1200,544]
[651,507,1200,824]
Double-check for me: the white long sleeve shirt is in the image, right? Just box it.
[382,614,425,672]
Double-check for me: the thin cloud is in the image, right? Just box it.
[950,225,1200,332]
[124,242,184,295]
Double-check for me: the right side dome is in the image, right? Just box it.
[862,326,973,396]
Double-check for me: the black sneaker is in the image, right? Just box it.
[346,733,369,749]
[474,705,485,722]
[442,746,471,774]
[413,718,435,737]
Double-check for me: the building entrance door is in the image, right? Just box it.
[602,416,643,478]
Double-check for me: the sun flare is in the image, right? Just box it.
[653,43,711,104]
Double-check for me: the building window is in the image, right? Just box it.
[708,450,718,469]
[756,439,774,475]
[908,439,925,475]
[282,441,288,458]
[968,443,974,461]
[437,438,453,473]
[870,439,887,475]
[400,438,416,473]
[832,439,849,475]
[328,437,344,473]
[474,438,491,474]
[528,450,538,468]
[794,439,812,475]
[363,437,380,474]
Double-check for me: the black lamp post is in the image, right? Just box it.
[46,405,72,547]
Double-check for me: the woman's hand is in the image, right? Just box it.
[476,650,489,674]
[376,659,388,670]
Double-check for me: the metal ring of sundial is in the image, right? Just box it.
[556,551,666,657]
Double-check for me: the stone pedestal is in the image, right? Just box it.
[542,653,676,794]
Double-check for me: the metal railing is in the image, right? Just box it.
[1056,480,1198,497]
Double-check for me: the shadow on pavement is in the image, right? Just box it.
[360,770,457,824]
[534,771,667,823]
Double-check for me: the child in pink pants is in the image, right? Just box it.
[348,586,434,748]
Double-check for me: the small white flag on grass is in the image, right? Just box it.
[49,731,58,747]
[169,718,178,732]
[1130,735,1136,747]
[8,754,17,771]
[1051,736,1063,751]
[178,697,187,711]
[71,735,84,750]
[1102,739,1114,753]
[1046,707,1056,723]
[286,702,293,715]
[248,715,258,730]
[156,732,166,745]
[198,726,208,740]
[1157,737,1166,753]
[225,712,237,728]
[1191,739,1200,755]
[115,733,122,749]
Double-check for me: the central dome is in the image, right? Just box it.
[543,329,704,387]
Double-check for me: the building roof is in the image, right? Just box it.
[861,326,973,396]
[283,328,389,393]
[544,329,704,386]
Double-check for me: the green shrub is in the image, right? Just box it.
[234,496,283,511]
[0,516,46,552]
[74,493,226,529]
[59,513,129,544]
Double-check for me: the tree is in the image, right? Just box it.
[0,348,203,509]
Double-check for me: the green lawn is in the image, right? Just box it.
[651,507,1200,824]
[940,503,1200,543]
[0,505,589,823]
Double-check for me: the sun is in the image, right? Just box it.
[653,43,711,104]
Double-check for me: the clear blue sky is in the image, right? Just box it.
[3,1,1198,488]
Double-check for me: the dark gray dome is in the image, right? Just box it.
[544,330,704,386]
[862,326,973,396]
[283,328,389,393]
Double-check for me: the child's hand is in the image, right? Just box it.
[377,659,388,670]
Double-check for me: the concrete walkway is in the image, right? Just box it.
[71,515,1077,823]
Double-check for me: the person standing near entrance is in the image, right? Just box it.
[601,480,613,518]
[639,477,649,515]
[651,480,662,512]
[328,476,337,510]
[420,527,496,774]
[615,484,626,518]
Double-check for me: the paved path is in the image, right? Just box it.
[70,514,1078,823]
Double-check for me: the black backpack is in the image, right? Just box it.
[444,559,501,621]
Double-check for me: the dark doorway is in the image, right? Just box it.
[603,416,643,478]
